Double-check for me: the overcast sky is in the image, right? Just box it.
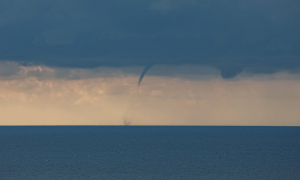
[1,0,300,125]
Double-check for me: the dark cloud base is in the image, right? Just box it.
[1,0,299,78]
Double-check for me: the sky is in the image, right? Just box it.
[1,0,300,125]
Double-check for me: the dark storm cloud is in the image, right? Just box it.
[1,0,299,78]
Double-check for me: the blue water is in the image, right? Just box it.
[0,126,299,180]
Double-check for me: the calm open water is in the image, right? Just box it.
[0,126,299,180]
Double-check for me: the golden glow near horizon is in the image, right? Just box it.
[0,63,300,126]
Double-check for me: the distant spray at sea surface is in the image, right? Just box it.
[138,64,154,87]
[123,117,131,126]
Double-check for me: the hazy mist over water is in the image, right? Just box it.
[0,126,300,180]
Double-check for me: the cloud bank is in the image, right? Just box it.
[1,71,300,125]
[1,0,299,78]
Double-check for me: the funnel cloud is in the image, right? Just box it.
[138,64,154,87]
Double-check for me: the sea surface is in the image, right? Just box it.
[0,126,299,180]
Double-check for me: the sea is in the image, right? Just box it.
[0,126,299,180]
